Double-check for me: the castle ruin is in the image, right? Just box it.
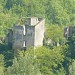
[6,17,45,50]
[64,26,75,39]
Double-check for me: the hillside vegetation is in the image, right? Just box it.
[0,0,74,75]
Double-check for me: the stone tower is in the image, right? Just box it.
[6,17,45,50]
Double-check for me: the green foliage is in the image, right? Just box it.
[4,46,66,75]
[35,46,65,75]
[67,36,75,59]
[5,0,45,17]
[69,60,75,75]
[0,54,4,75]
[66,27,75,59]
[5,48,41,75]
[46,0,74,25]
[0,0,74,75]
[44,25,64,47]
[45,25,63,42]
[0,0,74,37]
[0,12,18,37]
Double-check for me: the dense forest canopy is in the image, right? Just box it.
[0,0,75,75]
[0,0,74,37]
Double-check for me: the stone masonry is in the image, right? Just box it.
[64,26,75,39]
[6,17,45,50]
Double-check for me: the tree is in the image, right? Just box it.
[35,46,65,75]
[44,25,64,47]
[45,0,71,25]
[5,48,41,75]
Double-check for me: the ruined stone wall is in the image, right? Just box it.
[13,26,24,50]
[31,17,38,25]
[64,26,75,39]
[25,26,35,50]
[25,17,38,26]
[64,27,69,39]
[6,17,45,50]
[34,19,45,47]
